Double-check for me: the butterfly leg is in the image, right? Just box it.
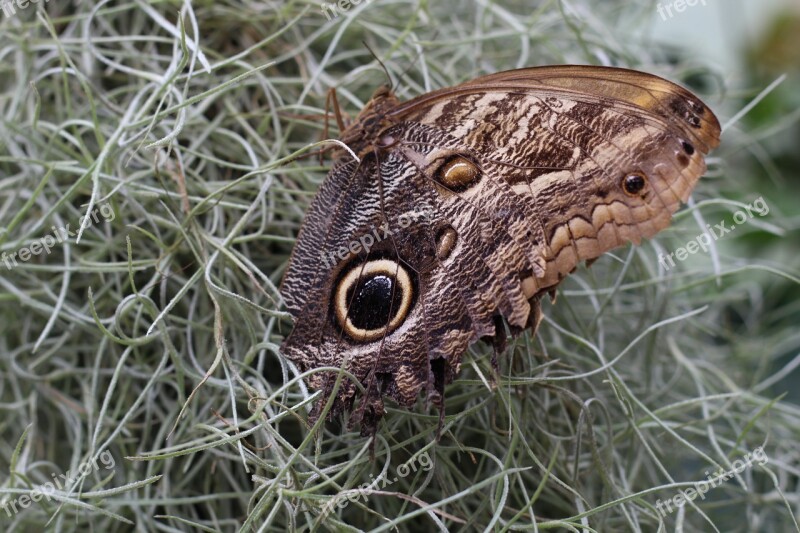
[324,88,347,135]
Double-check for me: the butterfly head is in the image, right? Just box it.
[339,87,401,157]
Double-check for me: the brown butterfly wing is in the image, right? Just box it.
[280,66,721,435]
[392,65,719,152]
[281,150,479,432]
[391,65,720,290]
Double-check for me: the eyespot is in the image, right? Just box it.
[621,173,648,196]
[333,259,414,342]
[681,140,695,155]
[435,225,458,261]
[435,156,481,191]
[688,100,705,115]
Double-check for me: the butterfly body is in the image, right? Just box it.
[280,66,720,435]
[339,86,401,157]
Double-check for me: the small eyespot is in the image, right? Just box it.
[681,141,695,155]
[689,100,705,114]
[622,173,648,196]
[435,226,458,261]
[334,259,414,342]
[687,115,701,128]
[436,156,481,191]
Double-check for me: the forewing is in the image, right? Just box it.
[391,65,720,292]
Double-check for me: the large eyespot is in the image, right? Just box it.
[435,156,481,191]
[621,172,648,196]
[334,259,414,342]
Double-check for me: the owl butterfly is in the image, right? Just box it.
[280,66,720,437]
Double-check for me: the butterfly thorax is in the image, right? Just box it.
[339,85,401,158]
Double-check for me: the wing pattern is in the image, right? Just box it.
[279,66,721,435]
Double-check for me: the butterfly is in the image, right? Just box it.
[279,65,720,437]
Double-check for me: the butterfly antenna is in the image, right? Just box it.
[390,30,437,93]
[362,40,393,88]
[392,56,418,93]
